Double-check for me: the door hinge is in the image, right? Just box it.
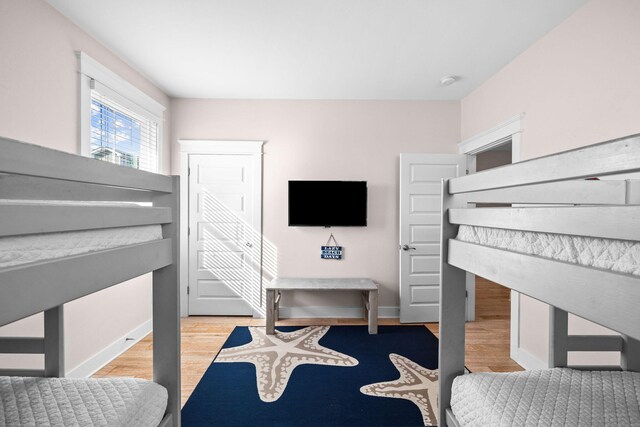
[466,169,469,175]
[188,226,191,236]
[187,286,190,295]
[466,290,468,298]
[188,167,191,176]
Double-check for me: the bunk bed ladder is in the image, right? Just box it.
[549,306,640,372]
[0,305,64,377]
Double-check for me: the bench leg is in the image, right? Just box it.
[266,289,276,335]
[368,290,378,334]
[362,291,368,321]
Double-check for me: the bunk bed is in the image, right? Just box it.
[0,137,180,426]
[438,134,640,427]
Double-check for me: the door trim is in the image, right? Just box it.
[456,115,524,362]
[458,114,523,157]
[178,140,265,317]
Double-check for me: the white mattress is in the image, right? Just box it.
[0,376,167,426]
[0,199,162,269]
[456,225,640,276]
[451,368,640,427]
[0,225,162,269]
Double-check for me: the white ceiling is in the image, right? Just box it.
[47,0,587,100]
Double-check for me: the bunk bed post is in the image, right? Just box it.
[438,179,467,426]
[44,305,65,377]
[549,306,568,368]
[152,176,181,427]
[621,335,640,371]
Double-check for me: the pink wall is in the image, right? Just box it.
[0,0,171,372]
[171,99,460,310]
[461,0,640,365]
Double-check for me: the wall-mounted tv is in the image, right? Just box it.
[288,180,367,227]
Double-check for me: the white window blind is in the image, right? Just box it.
[90,82,159,172]
[78,52,164,173]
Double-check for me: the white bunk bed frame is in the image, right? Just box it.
[0,137,181,427]
[438,134,640,426]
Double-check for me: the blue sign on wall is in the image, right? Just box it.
[321,233,343,259]
[321,245,343,260]
[320,246,342,259]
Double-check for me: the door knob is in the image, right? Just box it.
[245,242,253,248]
[402,244,416,251]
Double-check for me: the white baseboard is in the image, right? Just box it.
[277,306,399,319]
[511,346,547,370]
[66,319,152,378]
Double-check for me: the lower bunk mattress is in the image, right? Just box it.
[0,376,167,426]
[456,225,640,276]
[451,368,640,427]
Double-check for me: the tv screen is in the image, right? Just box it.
[288,181,367,227]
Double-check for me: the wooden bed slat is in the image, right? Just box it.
[0,369,45,377]
[0,205,171,237]
[567,335,624,352]
[448,239,640,341]
[0,137,172,193]
[449,206,640,241]
[0,174,155,202]
[0,239,172,327]
[0,337,44,354]
[449,133,640,194]
[567,365,622,371]
[461,180,626,205]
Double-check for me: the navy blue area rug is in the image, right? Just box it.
[182,325,439,427]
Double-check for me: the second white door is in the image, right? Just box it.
[188,154,262,315]
[399,153,466,323]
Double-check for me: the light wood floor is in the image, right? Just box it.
[93,277,522,407]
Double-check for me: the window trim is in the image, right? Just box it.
[77,51,165,172]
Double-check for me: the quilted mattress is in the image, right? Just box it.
[0,200,163,269]
[456,225,640,276]
[451,368,640,427]
[0,376,167,426]
[0,225,162,269]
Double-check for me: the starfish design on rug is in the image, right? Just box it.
[360,353,439,426]
[215,326,358,402]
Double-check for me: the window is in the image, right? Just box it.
[90,88,158,172]
[78,52,164,173]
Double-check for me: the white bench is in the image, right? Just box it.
[265,278,379,334]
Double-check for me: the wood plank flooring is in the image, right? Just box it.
[93,277,522,407]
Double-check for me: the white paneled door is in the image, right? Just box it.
[399,154,466,323]
[188,154,262,315]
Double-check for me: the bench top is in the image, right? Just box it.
[267,278,377,291]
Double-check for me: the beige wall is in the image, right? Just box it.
[171,99,460,311]
[4,0,632,372]
[0,0,171,372]
[461,0,640,365]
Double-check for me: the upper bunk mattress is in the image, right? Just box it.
[0,376,167,426]
[451,368,640,427]
[0,200,162,269]
[456,225,640,276]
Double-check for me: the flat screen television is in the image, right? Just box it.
[288,180,367,227]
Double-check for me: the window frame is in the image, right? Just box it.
[78,51,165,173]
